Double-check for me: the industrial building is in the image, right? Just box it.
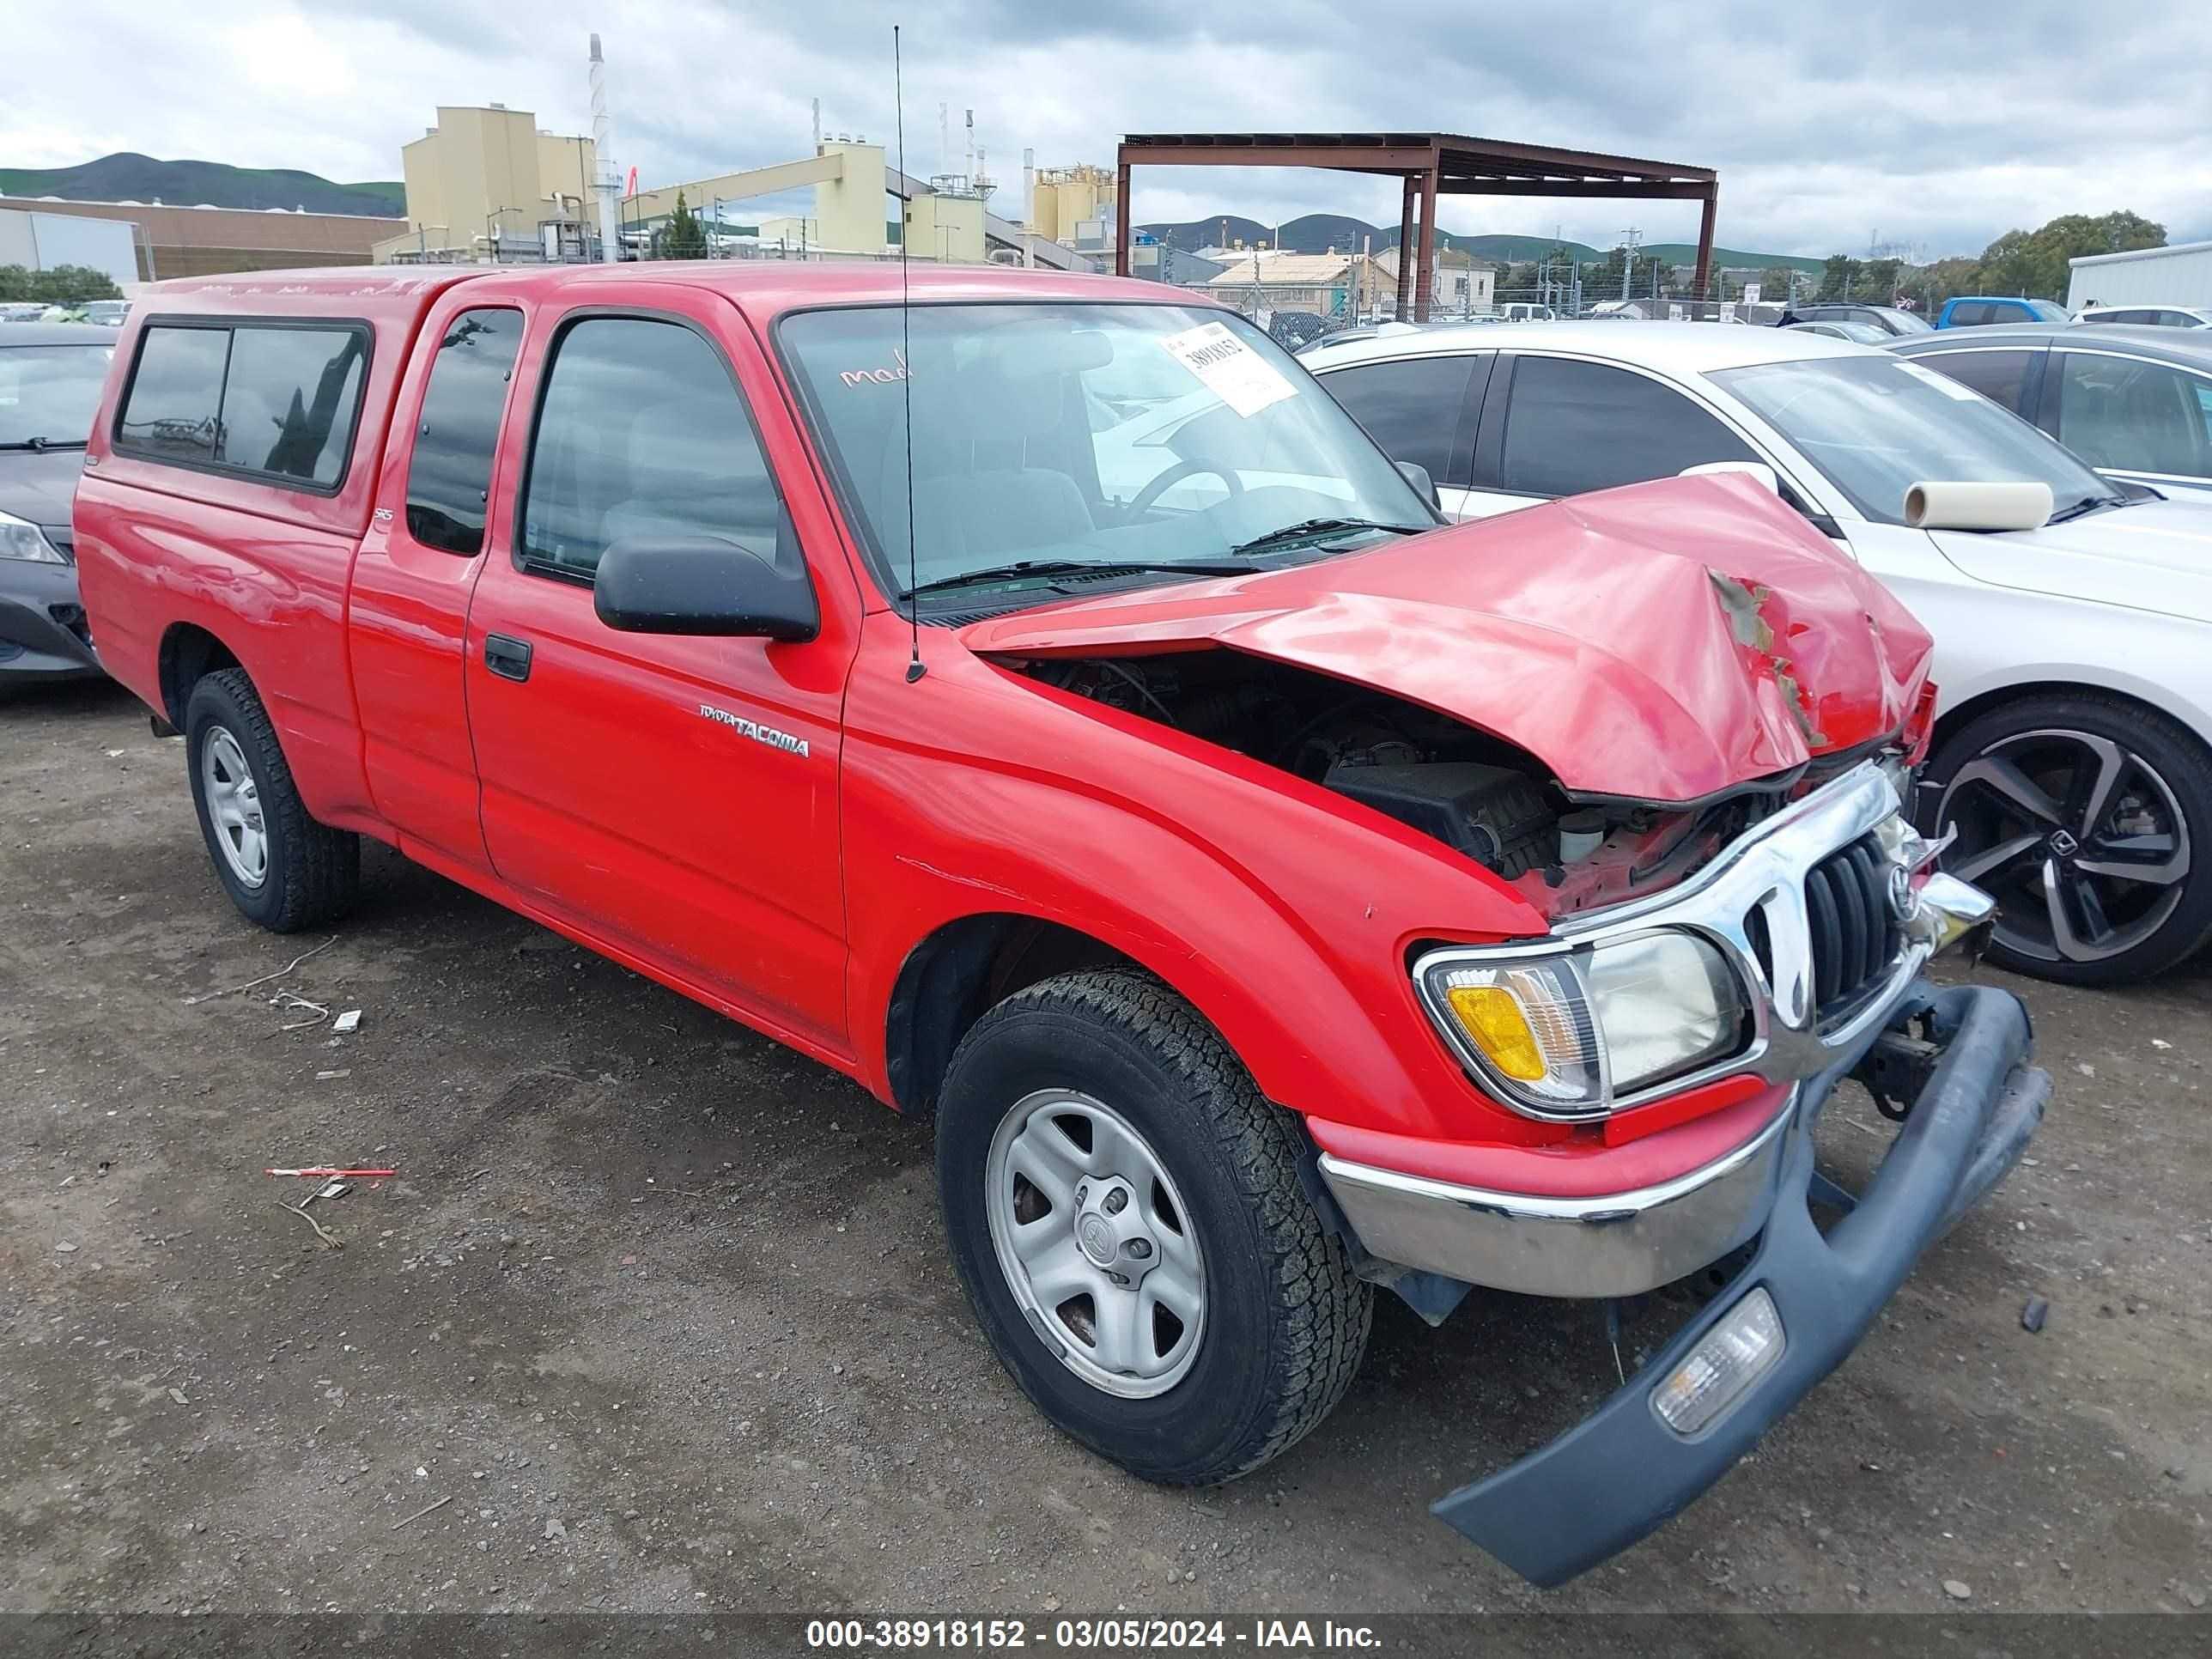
[2067,239,2212,310]
[0,195,401,281]
[373,104,601,264]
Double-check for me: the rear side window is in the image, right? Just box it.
[117,326,229,462]
[219,327,368,484]
[1918,349,2036,414]
[1948,302,1993,326]
[519,316,782,580]
[117,320,368,489]
[1498,356,1756,497]
[405,308,525,555]
[2053,352,2212,477]
[1322,355,1480,486]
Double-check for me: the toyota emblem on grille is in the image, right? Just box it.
[1886,864,1914,921]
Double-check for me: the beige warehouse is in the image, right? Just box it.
[374,105,599,264]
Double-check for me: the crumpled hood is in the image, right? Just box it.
[962,474,1935,804]
[0,446,86,531]
[1929,495,2212,625]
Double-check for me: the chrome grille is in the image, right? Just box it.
[1805,834,1899,1018]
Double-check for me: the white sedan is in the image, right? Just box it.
[1304,320,2212,984]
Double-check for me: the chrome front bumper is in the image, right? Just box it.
[1320,1099,1796,1298]
[1324,770,2001,1299]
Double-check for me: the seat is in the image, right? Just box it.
[873,354,1096,581]
[600,394,781,558]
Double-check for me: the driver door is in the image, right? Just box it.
[462,288,862,1056]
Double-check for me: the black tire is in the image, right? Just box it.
[936,969,1371,1485]
[1921,690,2212,984]
[184,667,359,933]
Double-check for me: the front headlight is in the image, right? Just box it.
[1418,931,1753,1119]
[0,509,67,564]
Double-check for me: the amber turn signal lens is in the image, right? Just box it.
[1444,983,1547,1081]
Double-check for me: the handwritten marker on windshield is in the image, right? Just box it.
[265,1167,396,1179]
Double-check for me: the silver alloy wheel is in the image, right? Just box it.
[201,725,270,890]
[1937,727,2191,963]
[984,1089,1206,1399]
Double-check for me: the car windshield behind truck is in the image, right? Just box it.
[0,343,115,447]
[777,302,1427,605]
[1711,353,2122,526]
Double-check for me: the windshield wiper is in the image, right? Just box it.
[2046,493,2125,525]
[902,557,1260,600]
[0,437,88,452]
[1225,517,1423,559]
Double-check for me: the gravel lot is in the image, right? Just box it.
[4,678,2209,1622]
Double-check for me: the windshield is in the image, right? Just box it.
[1709,354,2121,525]
[777,302,1431,607]
[1872,307,1933,334]
[0,343,113,447]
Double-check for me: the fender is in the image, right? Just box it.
[838,623,1569,1147]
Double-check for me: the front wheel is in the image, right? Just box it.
[936,970,1370,1485]
[1922,691,2212,983]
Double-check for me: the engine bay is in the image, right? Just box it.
[1006,649,1814,916]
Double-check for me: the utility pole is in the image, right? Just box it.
[1620,227,1642,304]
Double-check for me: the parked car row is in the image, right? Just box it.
[64,261,2046,1589]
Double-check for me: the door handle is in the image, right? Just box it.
[483,634,533,683]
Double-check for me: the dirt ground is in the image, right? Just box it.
[4,678,2209,1625]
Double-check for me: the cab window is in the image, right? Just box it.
[405,307,524,556]
[117,320,368,488]
[518,316,784,580]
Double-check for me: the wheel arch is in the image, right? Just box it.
[1932,672,2212,762]
[883,913,1159,1118]
[157,621,246,728]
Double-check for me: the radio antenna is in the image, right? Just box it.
[895,24,925,684]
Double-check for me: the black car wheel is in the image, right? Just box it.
[1923,692,2212,983]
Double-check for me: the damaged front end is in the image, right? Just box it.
[964,473,1941,922]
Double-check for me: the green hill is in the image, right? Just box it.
[0,154,404,218]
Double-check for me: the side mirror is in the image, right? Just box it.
[594,538,820,641]
[1395,459,1441,510]
[1680,459,1780,495]
[1902,480,2052,532]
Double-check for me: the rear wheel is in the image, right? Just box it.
[936,969,1370,1485]
[184,668,360,933]
[1923,692,2212,983]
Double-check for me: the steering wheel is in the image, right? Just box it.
[1127,459,1244,519]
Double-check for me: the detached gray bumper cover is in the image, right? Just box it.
[1434,981,2046,1587]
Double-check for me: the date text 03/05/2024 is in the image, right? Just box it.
[805,1618,1382,1650]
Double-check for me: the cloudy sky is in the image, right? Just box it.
[7,1,2208,258]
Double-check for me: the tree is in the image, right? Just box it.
[660,190,708,259]
[1974,210,2164,299]
[1757,265,1800,302]
[1860,258,1903,304]
[1817,254,1863,301]
[0,263,122,303]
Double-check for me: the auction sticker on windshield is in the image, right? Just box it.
[1158,321,1297,418]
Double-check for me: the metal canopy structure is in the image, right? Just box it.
[1114,132,1719,321]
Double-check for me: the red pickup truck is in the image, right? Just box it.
[75,262,2047,1584]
